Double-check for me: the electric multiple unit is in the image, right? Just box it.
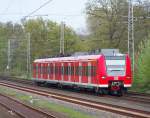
[32,50,132,96]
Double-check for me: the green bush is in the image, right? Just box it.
[133,36,150,93]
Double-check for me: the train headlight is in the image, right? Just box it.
[101,76,106,79]
[126,76,131,79]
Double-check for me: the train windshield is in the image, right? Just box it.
[105,56,126,76]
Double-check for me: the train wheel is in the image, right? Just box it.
[94,87,99,94]
[57,83,63,89]
[94,87,103,95]
[34,81,42,86]
[117,89,123,96]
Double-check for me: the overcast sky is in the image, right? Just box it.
[0,0,88,33]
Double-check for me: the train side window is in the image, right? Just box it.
[36,64,38,74]
[61,65,64,75]
[82,66,84,76]
[38,64,40,74]
[91,66,95,76]
[33,64,36,71]
[41,64,43,74]
[83,66,87,76]
[59,65,61,75]
[57,65,59,75]
[88,66,91,77]
[46,65,47,74]
[86,66,88,76]
[68,66,70,75]
[65,66,67,75]
[70,66,72,75]
[79,66,82,76]
[58,66,59,75]
[43,64,45,74]
[71,66,74,75]
[59,66,61,75]
[67,66,69,75]
[42,65,44,74]
[55,65,58,74]
[44,65,46,74]
[92,66,96,76]
[50,64,53,74]
[53,63,55,75]
[91,66,93,76]
[75,66,78,75]
[43,65,45,74]
[85,66,88,76]
[64,66,66,75]
[48,64,50,74]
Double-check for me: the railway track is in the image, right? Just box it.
[0,76,150,105]
[108,94,150,105]
[0,92,57,118]
[0,81,149,118]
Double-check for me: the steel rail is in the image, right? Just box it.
[1,77,150,105]
[0,77,150,105]
[0,100,26,118]
[0,92,57,118]
[0,81,149,118]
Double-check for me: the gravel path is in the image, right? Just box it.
[0,104,21,118]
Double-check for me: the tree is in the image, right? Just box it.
[86,0,150,52]
[23,18,79,59]
[134,35,150,92]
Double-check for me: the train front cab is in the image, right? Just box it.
[98,54,132,96]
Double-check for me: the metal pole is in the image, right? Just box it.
[27,33,31,78]
[28,33,31,77]
[27,35,29,77]
[60,21,65,55]
[131,1,135,75]
[128,0,134,75]
[7,39,11,71]
[128,0,131,55]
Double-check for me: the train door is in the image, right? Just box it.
[91,61,97,84]
[32,63,36,79]
[57,62,61,81]
[64,62,68,82]
[55,62,58,81]
[61,62,64,82]
[88,61,92,85]
[74,62,79,83]
[47,63,50,80]
[81,62,88,84]
[41,63,44,79]
[79,62,82,84]
[36,63,38,79]
[53,63,55,80]
[68,63,71,83]
[38,63,41,79]
[49,63,53,80]
[42,63,45,79]
[45,63,48,80]
[70,62,75,83]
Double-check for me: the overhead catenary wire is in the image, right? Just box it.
[22,0,53,20]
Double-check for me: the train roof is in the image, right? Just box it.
[34,54,101,63]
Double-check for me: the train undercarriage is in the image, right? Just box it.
[34,80,127,96]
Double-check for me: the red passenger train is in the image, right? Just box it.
[32,49,132,96]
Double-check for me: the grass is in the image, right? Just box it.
[0,86,95,118]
